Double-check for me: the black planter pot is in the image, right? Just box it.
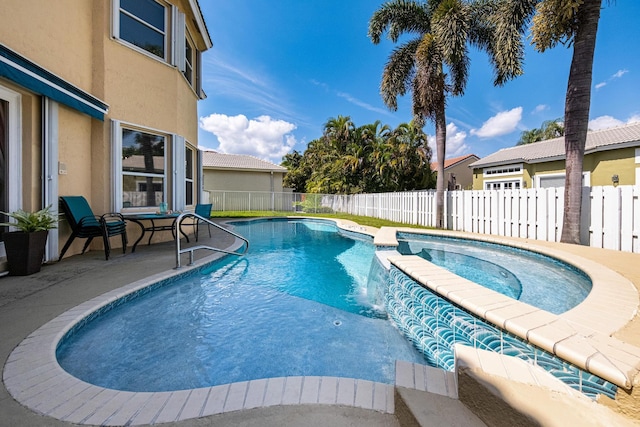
[2,230,49,276]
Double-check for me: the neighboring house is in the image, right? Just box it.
[202,151,288,194]
[470,122,640,190]
[430,154,480,190]
[0,0,212,261]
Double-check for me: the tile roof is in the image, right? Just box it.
[430,154,480,171]
[202,151,287,172]
[470,121,640,168]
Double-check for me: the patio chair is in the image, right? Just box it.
[193,203,213,242]
[58,196,128,261]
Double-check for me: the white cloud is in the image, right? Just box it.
[428,122,468,163]
[595,69,629,90]
[199,114,298,162]
[612,69,629,79]
[470,107,522,138]
[532,104,549,114]
[628,114,640,124]
[589,115,623,130]
[589,114,640,131]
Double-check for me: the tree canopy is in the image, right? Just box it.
[282,116,435,194]
[516,119,565,145]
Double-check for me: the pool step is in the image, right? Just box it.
[394,361,487,427]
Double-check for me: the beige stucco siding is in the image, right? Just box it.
[204,169,285,192]
[58,107,94,197]
[104,45,198,138]
[1,0,95,94]
[1,1,209,259]
[445,160,475,190]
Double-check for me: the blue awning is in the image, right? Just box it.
[0,44,108,120]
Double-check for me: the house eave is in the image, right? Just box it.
[189,0,213,49]
[204,166,287,173]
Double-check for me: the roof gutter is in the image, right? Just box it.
[189,0,213,49]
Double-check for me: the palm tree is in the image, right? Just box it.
[516,119,564,145]
[324,115,355,154]
[282,151,309,192]
[492,0,603,244]
[517,128,543,145]
[369,0,519,228]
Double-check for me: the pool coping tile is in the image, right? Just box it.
[386,229,640,391]
[177,388,210,421]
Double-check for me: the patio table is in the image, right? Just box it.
[124,213,190,252]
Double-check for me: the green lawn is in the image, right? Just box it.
[209,210,432,230]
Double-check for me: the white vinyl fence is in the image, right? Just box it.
[207,185,640,253]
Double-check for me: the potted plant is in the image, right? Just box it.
[1,206,57,275]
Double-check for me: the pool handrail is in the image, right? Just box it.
[174,212,249,268]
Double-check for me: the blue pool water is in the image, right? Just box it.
[57,219,425,391]
[56,219,593,393]
[396,233,592,314]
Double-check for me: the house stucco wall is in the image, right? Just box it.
[0,0,208,259]
[445,158,477,190]
[204,169,285,193]
[587,147,635,186]
[525,160,565,187]
[473,147,638,189]
[0,0,95,93]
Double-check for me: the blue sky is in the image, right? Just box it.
[197,1,640,164]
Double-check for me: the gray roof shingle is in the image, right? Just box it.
[202,151,287,172]
[470,121,640,168]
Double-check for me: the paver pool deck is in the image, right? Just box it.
[1,218,640,426]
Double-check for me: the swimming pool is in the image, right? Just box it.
[396,233,592,314]
[56,218,596,393]
[56,219,425,391]
[7,218,638,426]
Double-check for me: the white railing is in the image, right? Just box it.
[206,186,640,253]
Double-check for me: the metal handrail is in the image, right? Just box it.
[174,212,249,268]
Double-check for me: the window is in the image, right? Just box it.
[185,146,194,205]
[485,180,521,190]
[184,34,194,85]
[118,0,167,59]
[121,128,166,208]
[137,182,163,192]
[484,164,523,176]
[112,1,203,94]
[112,120,193,212]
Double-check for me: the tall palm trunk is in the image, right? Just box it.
[560,0,602,244]
[435,102,446,228]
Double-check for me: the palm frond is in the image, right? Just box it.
[490,0,538,85]
[380,39,422,110]
[432,0,470,94]
[368,0,432,44]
